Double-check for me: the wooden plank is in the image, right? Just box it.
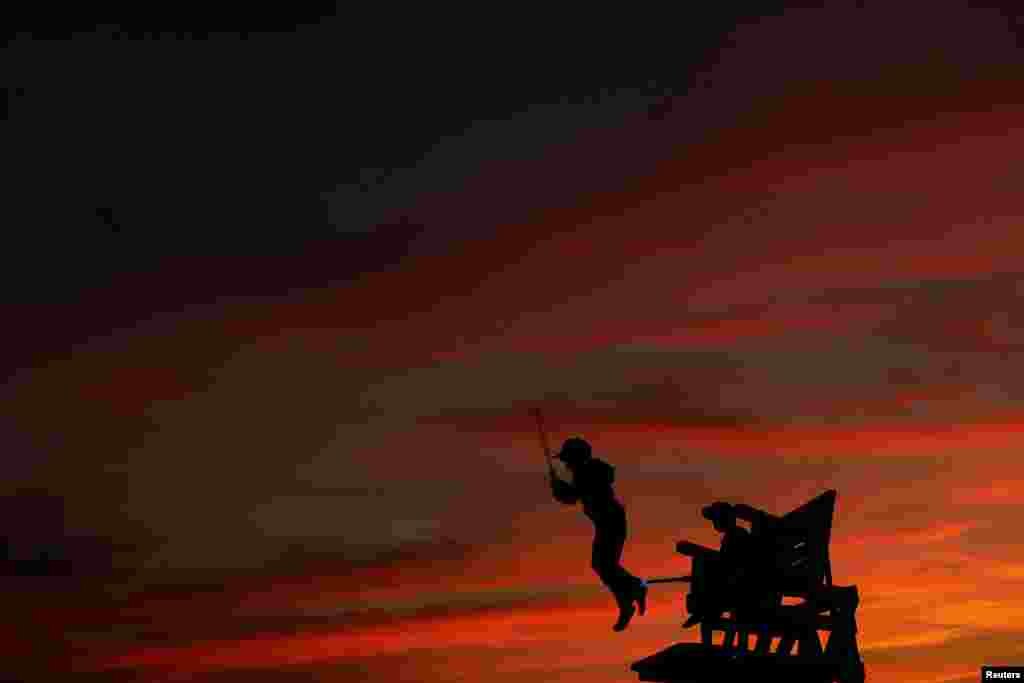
[632,642,838,683]
[700,606,841,630]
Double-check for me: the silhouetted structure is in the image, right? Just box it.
[550,437,647,631]
[632,490,865,683]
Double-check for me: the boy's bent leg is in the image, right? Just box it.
[592,527,647,615]
[592,535,640,631]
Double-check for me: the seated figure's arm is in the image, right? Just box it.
[715,531,742,582]
[550,475,579,505]
[676,541,719,557]
[733,504,780,533]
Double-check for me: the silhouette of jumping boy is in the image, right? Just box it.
[549,437,647,631]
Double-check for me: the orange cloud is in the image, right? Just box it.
[951,482,1024,505]
[839,522,977,547]
[79,594,679,676]
[861,627,963,652]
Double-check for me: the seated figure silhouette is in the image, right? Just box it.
[549,437,647,631]
[684,502,763,647]
[684,501,778,651]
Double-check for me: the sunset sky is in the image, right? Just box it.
[7,5,1024,682]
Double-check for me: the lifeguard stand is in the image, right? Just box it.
[631,490,865,683]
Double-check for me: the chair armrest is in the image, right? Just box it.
[806,584,859,612]
[734,504,782,532]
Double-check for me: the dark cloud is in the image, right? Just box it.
[807,273,1024,307]
[870,277,1024,353]
[411,347,757,431]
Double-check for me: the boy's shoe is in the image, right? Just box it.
[613,603,637,632]
[635,581,648,616]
